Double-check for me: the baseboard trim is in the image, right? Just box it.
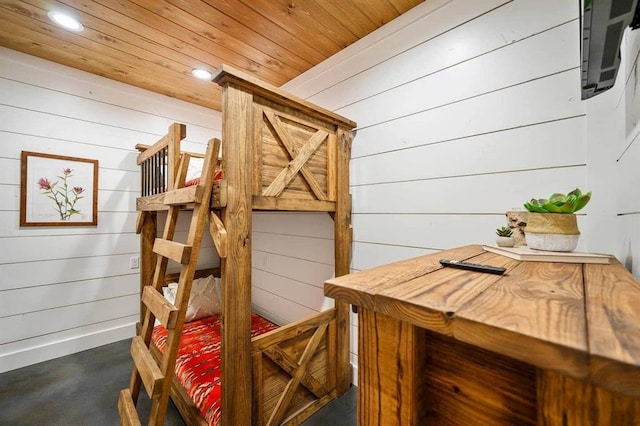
[352,363,358,386]
[0,322,136,373]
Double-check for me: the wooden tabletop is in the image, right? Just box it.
[324,245,640,398]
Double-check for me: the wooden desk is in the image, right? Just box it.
[325,245,640,425]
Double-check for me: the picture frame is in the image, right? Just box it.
[20,151,99,227]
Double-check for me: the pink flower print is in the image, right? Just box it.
[37,166,84,220]
[38,177,52,190]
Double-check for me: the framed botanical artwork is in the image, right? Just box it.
[20,151,99,226]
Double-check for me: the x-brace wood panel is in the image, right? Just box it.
[261,110,329,200]
[263,323,329,425]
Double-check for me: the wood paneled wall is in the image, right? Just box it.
[0,47,220,373]
[283,0,639,381]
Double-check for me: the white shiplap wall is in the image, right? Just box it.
[0,47,346,373]
[282,0,634,383]
[0,47,220,373]
[252,212,336,326]
[618,25,640,277]
[287,0,587,265]
[585,25,640,277]
[0,47,344,374]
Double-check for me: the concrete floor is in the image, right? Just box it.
[0,339,356,425]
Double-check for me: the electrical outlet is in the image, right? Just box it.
[130,256,139,269]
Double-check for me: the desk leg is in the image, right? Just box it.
[358,309,425,426]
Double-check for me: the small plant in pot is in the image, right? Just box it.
[495,226,515,247]
[523,188,591,252]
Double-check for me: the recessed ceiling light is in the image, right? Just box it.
[48,11,84,32]
[191,68,213,81]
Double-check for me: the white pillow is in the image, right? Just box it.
[186,157,204,182]
[163,275,222,322]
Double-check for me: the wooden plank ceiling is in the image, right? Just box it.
[0,0,423,111]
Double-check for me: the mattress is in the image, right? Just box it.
[152,312,278,425]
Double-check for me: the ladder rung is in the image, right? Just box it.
[130,336,165,400]
[153,238,192,264]
[142,286,179,329]
[163,185,204,206]
[118,389,141,426]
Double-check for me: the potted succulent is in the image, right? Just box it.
[495,226,515,247]
[523,188,591,252]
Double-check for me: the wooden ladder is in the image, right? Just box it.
[118,137,221,426]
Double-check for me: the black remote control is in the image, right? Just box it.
[439,259,506,275]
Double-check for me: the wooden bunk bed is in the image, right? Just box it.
[119,65,357,426]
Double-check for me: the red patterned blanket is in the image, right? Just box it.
[152,313,278,425]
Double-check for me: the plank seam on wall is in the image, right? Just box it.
[350,164,587,188]
[0,233,138,241]
[251,284,325,314]
[0,106,211,155]
[617,129,640,162]
[0,128,147,161]
[350,238,447,250]
[253,249,334,267]
[0,292,139,318]
[350,168,587,215]
[252,265,324,288]
[3,314,140,346]
[0,75,219,135]
[252,287,317,324]
[351,114,585,159]
[253,230,335,240]
[330,18,578,113]
[0,272,140,292]
[352,67,579,132]
[0,48,219,128]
